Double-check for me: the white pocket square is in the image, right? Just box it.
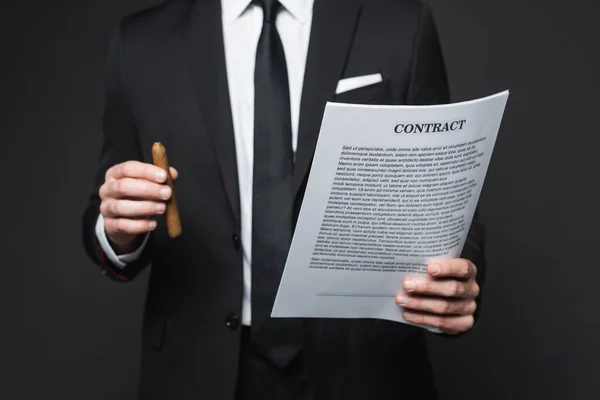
[335,73,383,95]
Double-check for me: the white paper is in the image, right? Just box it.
[272,91,509,327]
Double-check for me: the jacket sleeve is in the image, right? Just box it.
[405,3,486,329]
[81,25,152,282]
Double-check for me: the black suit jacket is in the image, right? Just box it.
[82,0,486,399]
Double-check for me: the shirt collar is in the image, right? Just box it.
[221,0,314,25]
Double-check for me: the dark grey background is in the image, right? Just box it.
[1,0,598,398]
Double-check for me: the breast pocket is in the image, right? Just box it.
[333,79,391,105]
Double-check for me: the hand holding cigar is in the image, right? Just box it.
[152,142,182,238]
[99,156,180,254]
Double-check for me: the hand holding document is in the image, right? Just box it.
[272,92,509,328]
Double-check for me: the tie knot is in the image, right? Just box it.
[254,0,282,23]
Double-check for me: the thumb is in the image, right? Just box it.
[169,166,179,181]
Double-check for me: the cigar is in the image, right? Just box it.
[152,142,182,238]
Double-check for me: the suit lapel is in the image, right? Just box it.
[293,0,362,196]
[181,0,241,225]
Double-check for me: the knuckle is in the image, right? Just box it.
[98,183,107,199]
[145,182,156,197]
[405,312,420,323]
[441,264,451,276]
[120,179,134,196]
[448,281,461,296]
[115,218,126,233]
[114,200,124,216]
[121,162,132,177]
[145,167,155,181]
[115,163,124,179]
[468,300,478,314]
[431,316,444,328]
[147,202,159,215]
[402,296,413,308]
[99,201,109,216]
[472,282,481,297]
[443,317,458,331]
[144,202,153,214]
[413,313,424,324]
[423,280,433,293]
[113,180,124,196]
[438,301,452,314]
[462,261,471,276]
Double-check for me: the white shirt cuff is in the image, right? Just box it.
[95,214,150,269]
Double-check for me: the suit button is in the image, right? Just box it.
[232,234,241,250]
[226,313,240,330]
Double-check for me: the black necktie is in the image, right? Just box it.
[251,0,302,368]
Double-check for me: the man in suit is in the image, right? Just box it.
[82,0,485,399]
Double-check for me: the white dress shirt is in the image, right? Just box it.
[95,0,314,326]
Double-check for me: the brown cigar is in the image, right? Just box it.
[152,142,182,238]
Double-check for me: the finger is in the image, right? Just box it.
[104,217,158,236]
[169,166,179,181]
[427,259,477,279]
[100,199,167,218]
[100,178,172,201]
[403,311,474,334]
[396,293,477,316]
[105,161,169,183]
[403,276,480,299]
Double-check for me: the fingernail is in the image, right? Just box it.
[404,280,416,291]
[156,203,166,213]
[396,294,408,306]
[160,187,171,199]
[404,311,415,320]
[430,264,441,276]
[156,170,167,181]
[149,221,157,229]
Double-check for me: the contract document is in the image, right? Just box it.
[272,91,509,326]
